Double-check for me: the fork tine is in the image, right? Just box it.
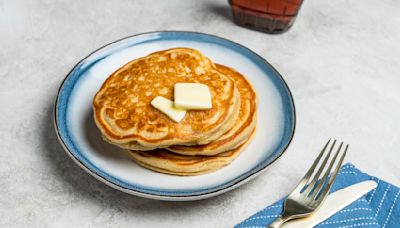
[313,144,348,203]
[303,140,336,196]
[327,144,348,187]
[293,139,331,193]
[269,141,349,226]
[310,142,343,200]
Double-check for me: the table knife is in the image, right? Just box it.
[281,180,377,228]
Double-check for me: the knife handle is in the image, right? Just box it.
[269,216,285,228]
[268,214,292,228]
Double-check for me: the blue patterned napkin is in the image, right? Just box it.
[236,163,400,228]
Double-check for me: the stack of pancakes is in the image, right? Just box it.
[93,48,257,175]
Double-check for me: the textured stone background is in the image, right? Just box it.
[1,0,399,227]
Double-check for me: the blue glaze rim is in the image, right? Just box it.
[54,31,296,198]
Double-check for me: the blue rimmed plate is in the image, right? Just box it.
[54,31,295,201]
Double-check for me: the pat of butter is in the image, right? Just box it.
[174,83,212,110]
[151,96,186,123]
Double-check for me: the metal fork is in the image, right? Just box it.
[268,139,348,228]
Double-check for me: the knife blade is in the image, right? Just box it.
[281,180,377,228]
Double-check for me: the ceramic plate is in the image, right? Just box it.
[54,31,295,201]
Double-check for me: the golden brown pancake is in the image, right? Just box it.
[93,48,238,148]
[167,64,257,155]
[103,91,240,151]
[126,130,255,176]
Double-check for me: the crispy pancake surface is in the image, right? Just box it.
[93,48,237,148]
[167,64,257,155]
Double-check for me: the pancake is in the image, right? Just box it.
[126,130,255,176]
[93,48,238,148]
[104,90,240,151]
[167,64,257,155]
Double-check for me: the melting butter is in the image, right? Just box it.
[174,83,212,110]
[151,96,186,123]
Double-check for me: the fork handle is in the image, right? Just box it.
[268,214,292,228]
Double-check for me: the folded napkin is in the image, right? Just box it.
[236,163,400,228]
